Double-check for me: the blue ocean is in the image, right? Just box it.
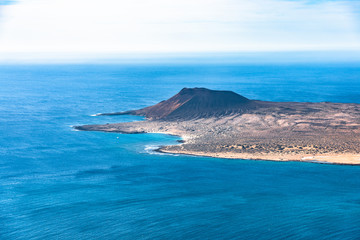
[1,63,360,239]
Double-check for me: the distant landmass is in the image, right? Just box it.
[76,88,360,165]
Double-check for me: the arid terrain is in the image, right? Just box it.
[76,88,360,165]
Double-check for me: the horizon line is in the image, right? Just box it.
[1,50,360,64]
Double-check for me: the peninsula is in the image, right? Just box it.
[75,88,360,165]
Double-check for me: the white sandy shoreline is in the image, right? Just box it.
[157,147,360,165]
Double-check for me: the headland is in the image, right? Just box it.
[75,88,360,165]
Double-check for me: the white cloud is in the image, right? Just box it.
[0,0,359,61]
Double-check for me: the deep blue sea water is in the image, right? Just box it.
[1,63,360,239]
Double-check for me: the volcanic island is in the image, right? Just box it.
[75,88,360,165]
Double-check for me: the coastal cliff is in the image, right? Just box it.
[75,88,360,165]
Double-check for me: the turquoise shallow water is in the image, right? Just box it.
[1,63,360,239]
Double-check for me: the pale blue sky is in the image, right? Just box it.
[0,0,359,62]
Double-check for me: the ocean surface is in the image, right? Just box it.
[1,63,360,239]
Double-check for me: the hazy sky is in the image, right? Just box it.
[0,0,359,62]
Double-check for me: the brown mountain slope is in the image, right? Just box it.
[100,87,255,120]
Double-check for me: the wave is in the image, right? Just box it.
[69,125,80,131]
[144,145,164,155]
[144,145,179,156]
